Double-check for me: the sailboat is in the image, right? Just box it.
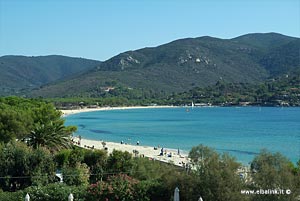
[186,101,194,112]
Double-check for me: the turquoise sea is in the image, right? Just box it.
[65,107,300,165]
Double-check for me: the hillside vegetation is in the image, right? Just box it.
[0,33,298,98]
[48,73,300,107]
[0,55,100,95]
[29,33,299,98]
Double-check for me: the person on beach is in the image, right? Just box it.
[136,140,139,145]
[160,148,164,156]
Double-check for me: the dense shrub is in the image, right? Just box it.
[0,142,56,191]
[62,163,90,186]
[23,183,86,201]
[87,174,148,201]
[0,189,24,201]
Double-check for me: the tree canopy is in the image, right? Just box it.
[0,97,76,151]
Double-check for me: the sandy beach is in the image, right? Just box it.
[63,106,190,167]
[72,136,190,167]
[61,105,176,117]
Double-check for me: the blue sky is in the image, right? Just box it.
[0,0,299,61]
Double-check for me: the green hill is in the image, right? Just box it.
[231,32,297,50]
[259,40,300,76]
[29,33,299,98]
[0,55,101,95]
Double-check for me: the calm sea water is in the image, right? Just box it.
[65,107,300,165]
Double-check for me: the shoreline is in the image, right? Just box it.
[72,137,251,181]
[62,106,254,166]
[72,136,191,167]
[63,106,265,169]
[61,105,177,117]
[64,106,191,167]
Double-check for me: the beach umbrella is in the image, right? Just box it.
[25,193,30,201]
[68,193,74,201]
[55,170,63,183]
[198,196,204,201]
[174,187,180,201]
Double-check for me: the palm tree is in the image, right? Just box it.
[26,121,76,151]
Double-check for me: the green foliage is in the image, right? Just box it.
[62,163,90,186]
[59,148,91,186]
[27,102,76,151]
[23,183,86,201]
[0,107,32,143]
[189,145,246,201]
[172,73,300,106]
[56,148,108,184]
[131,158,174,200]
[87,174,146,201]
[55,149,72,169]
[83,149,107,183]
[27,121,73,150]
[0,143,299,200]
[132,157,171,180]
[0,142,31,191]
[30,102,62,125]
[68,148,85,167]
[131,157,202,201]
[40,72,300,107]
[0,142,56,191]
[0,189,23,201]
[106,150,133,174]
[0,97,76,151]
[83,149,107,168]
[29,148,57,187]
[189,144,216,165]
[250,150,299,201]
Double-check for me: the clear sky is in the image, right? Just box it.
[0,0,299,61]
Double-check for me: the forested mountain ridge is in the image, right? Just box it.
[0,55,101,95]
[29,33,299,97]
[48,72,300,107]
[0,33,298,97]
